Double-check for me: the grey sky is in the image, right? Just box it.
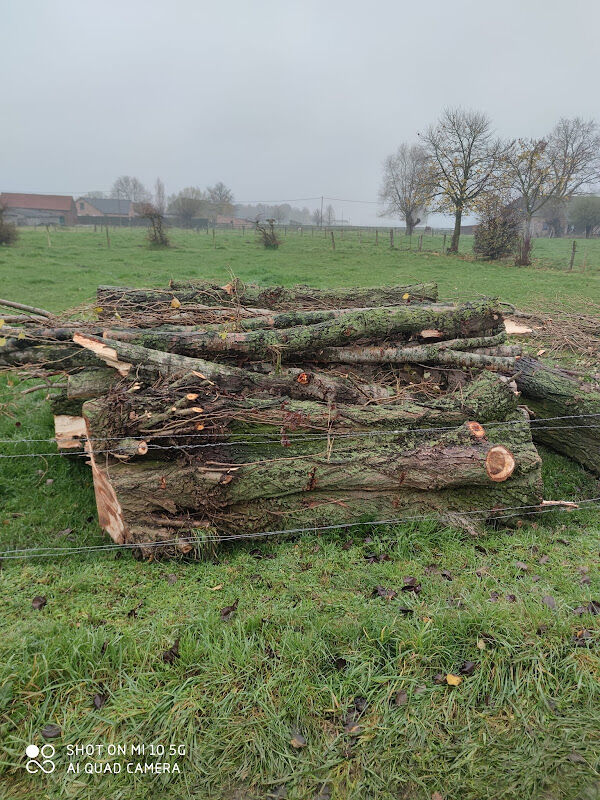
[3,0,599,225]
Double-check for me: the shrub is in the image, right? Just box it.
[0,205,18,246]
[256,218,281,249]
[138,203,169,247]
[473,201,520,260]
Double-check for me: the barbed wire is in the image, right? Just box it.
[1,410,600,450]
[1,498,598,560]
[0,419,599,459]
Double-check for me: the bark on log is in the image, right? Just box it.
[98,301,505,361]
[82,372,518,447]
[97,281,439,314]
[83,414,542,552]
[514,356,600,474]
[73,333,393,403]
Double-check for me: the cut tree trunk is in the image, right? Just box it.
[96,281,439,314]
[97,301,505,361]
[73,333,394,403]
[81,371,519,446]
[83,413,542,553]
[514,356,600,474]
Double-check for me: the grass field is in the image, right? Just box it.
[1,228,599,800]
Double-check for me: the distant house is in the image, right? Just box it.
[76,197,135,219]
[0,193,77,226]
[216,214,251,229]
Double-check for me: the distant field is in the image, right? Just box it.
[1,228,599,800]
[0,226,599,312]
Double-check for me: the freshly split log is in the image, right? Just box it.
[514,356,600,474]
[96,281,439,315]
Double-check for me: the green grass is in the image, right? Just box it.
[1,228,599,800]
[1,226,599,312]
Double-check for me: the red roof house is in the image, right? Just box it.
[0,193,77,226]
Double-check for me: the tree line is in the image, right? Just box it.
[379,108,600,264]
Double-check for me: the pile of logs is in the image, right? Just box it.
[1,279,598,557]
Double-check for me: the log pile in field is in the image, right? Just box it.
[2,278,598,558]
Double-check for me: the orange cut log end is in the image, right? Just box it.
[467,421,486,439]
[486,446,515,482]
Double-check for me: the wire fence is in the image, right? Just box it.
[1,498,598,561]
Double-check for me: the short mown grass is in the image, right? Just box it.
[0,229,599,799]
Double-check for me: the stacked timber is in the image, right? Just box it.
[1,279,597,558]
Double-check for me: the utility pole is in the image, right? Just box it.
[320,196,323,228]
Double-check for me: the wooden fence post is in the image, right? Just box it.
[418,234,423,252]
[569,240,577,270]
[443,233,447,253]
[390,228,394,248]
[331,231,336,251]
[375,229,378,246]
[105,225,110,249]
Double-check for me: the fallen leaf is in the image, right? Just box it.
[477,639,486,650]
[162,638,180,664]
[401,576,422,594]
[446,674,462,686]
[440,570,453,581]
[170,297,181,309]
[127,601,143,618]
[567,751,586,763]
[334,657,348,671]
[505,593,517,603]
[165,573,177,585]
[572,629,593,647]
[220,599,239,620]
[372,585,397,601]
[209,584,223,591]
[432,793,444,800]
[32,596,47,610]
[543,595,557,610]
[539,554,550,565]
[353,696,368,713]
[515,561,528,571]
[93,693,107,710]
[394,690,408,706]
[459,660,477,676]
[41,724,61,739]
[290,730,307,748]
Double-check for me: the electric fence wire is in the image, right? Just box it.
[1,498,599,561]
[1,410,600,455]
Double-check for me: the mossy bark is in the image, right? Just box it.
[97,281,439,314]
[89,414,542,551]
[515,356,600,474]
[99,301,504,361]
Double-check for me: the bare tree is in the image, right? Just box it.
[379,143,431,236]
[167,187,207,228]
[569,195,600,238]
[507,118,600,263]
[325,204,336,226]
[111,176,150,204]
[421,108,506,253]
[206,182,234,218]
[154,178,166,215]
[311,208,324,227]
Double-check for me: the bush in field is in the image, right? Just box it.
[473,199,520,260]
[256,218,281,249]
[0,205,18,246]
[139,203,169,248]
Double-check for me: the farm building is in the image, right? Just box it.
[76,197,135,219]
[216,214,251,229]
[0,192,77,226]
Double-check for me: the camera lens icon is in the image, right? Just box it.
[25,743,55,774]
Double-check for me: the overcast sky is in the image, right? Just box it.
[2,0,599,225]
